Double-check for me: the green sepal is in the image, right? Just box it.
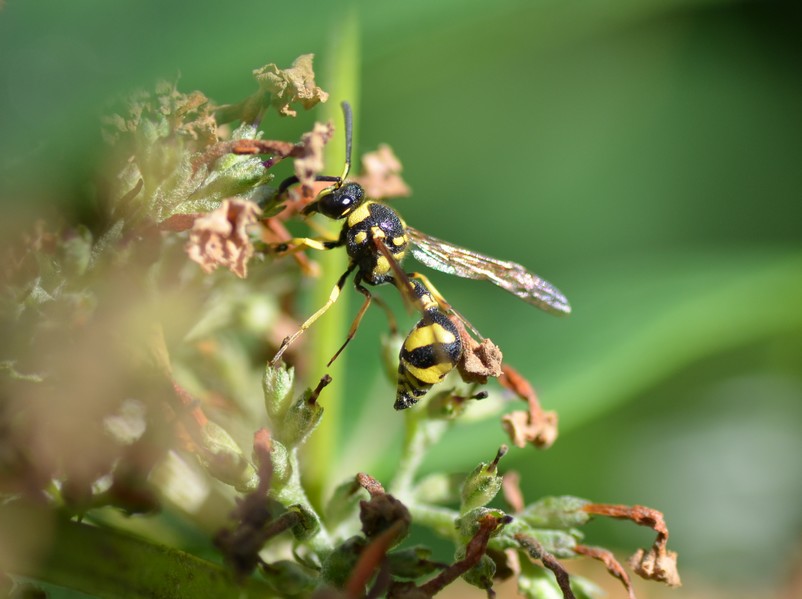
[455,507,509,543]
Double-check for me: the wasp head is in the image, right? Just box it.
[303,182,365,219]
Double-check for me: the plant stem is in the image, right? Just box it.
[389,409,449,496]
[303,1,361,509]
[275,448,334,555]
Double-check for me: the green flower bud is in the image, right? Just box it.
[274,389,325,448]
[520,496,591,530]
[263,361,295,421]
[320,536,366,589]
[460,445,507,513]
[196,420,257,491]
[287,504,321,541]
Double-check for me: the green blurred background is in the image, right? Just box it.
[1,0,801,597]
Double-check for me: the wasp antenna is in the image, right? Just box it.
[339,101,353,184]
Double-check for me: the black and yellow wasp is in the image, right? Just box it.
[270,102,570,409]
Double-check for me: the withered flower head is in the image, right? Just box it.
[353,144,411,199]
[186,198,262,278]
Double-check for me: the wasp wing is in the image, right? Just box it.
[407,227,571,316]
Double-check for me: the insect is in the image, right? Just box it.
[270,102,570,409]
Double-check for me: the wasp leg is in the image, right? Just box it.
[370,294,398,336]
[271,263,356,365]
[268,237,342,256]
[326,276,373,367]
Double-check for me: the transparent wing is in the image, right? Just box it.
[407,227,571,316]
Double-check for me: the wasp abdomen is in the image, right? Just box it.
[395,309,463,410]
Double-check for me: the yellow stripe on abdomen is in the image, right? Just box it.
[402,360,454,384]
[403,323,457,352]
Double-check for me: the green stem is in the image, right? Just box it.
[1,504,275,599]
[275,448,334,556]
[405,501,460,542]
[389,410,449,496]
[303,1,361,508]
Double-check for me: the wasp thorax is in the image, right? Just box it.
[310,182,365,219]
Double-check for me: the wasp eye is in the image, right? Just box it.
[316,183,364,219]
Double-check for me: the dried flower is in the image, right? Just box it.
[353,144,411,199]
[186,198,261,278]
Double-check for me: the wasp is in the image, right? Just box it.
[270,102,570,409]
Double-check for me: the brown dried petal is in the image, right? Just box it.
[186,199,261,278]
[360,494,411,543]
[353,144,412,199]
[253,54,329,117]
[499,365,559,449]
[501,409,558,450]
[573,545,636,599]
[583,503,682,588]
[628,546,681,587]
[294,121,335,191]
[455,321,503,384]
[501,471,525,513]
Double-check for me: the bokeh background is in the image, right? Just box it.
[1,1,801,597]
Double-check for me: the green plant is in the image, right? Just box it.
[0,55,680,599]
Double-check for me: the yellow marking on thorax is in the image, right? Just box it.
[392,235,406,247]
[347,202,372,227]
[374,255,391,277]
[370,226,386,239]
[404,322,457,351]
[354,231,367,245]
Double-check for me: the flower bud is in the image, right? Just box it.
[320,536,366,589]
[460,445,507,512]
[287,504,321,541]
[273,379,326,448]
[263,362,295,421]
[196,420,257,492]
